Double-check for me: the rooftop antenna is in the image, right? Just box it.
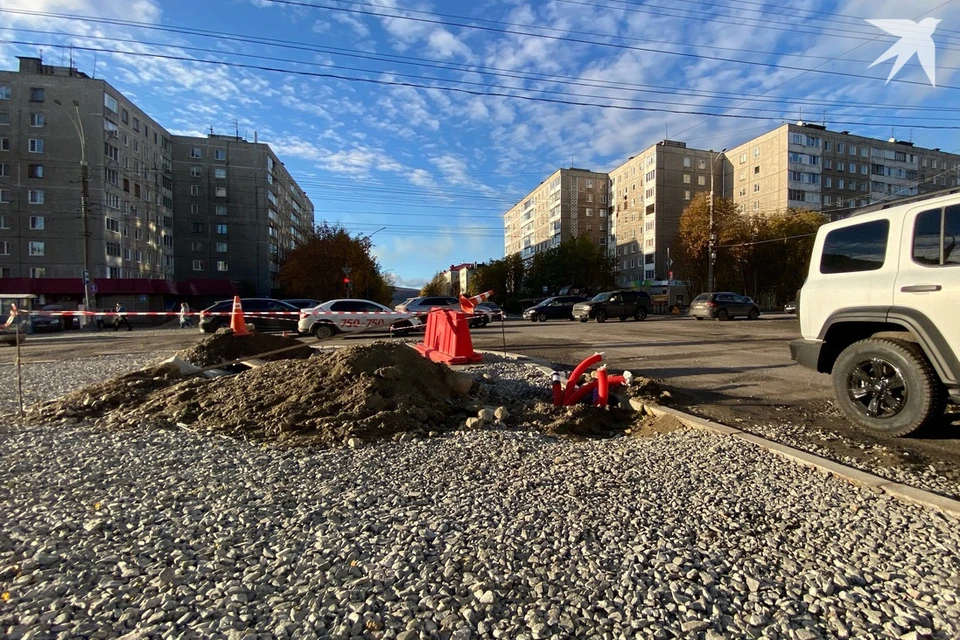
[665,123,668,139]
[92,52,97,78]
[60,48,64,66]
[209,125,214,136]
[234,119,239,139]
[910,128,914,142]
[822,110,826,126]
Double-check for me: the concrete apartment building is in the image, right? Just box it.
[608,140,720,286]
[440,262,476,296]
[503,168,609,259]
[0,56,176,300]
[724,122,960,218]
[171,134,314,297]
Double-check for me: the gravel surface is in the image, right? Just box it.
[2,425,959,640]
[0,355,164,418]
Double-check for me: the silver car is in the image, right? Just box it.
[395,296,492,327]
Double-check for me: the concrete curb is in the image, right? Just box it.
[627,397,960,519]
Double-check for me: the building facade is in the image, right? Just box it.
[440,262,476,296]
[724,122,960,219]
[0,56,174,290]
[171,134,314,297]
[503,168,609,259]
[608,140,719,285]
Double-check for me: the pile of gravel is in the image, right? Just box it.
[1,424,958,639]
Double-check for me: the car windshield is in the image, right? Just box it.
[591,293,611,302]
[693,294,711,302]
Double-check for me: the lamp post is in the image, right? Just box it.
[54,99,92,316]
[708,149,727,293]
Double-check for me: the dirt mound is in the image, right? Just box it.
[176,329,314,367]
[41,342,474,446]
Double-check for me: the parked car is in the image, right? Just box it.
[95,309,115,330]
[282,298,322,309]
[523,295,588,322]
[475,301,503,321]
[572,290,652,323]
[298,299,416,339]
[395,296,492,327]
[689,292,761,321]
[31,305,69,332]
[199,298,300,333]
[784,299,798,315]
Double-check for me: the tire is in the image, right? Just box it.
[313,324,335,340]
[579,318,588,323]
[832,338,945,437]
[480,316,489,327]
[747,308,760,320]
[596,310,607,323]
[695,317,704,321]
[634,307,648,322]
[537,312,547,323]
[716,309,729,321]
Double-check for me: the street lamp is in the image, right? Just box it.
[54,99,92,316]
[708,148,727,293]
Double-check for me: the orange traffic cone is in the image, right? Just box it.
[459,290,493,314]
[229,296,250,336]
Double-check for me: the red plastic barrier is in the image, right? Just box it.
[415,309,482,365]
[552,372,563,406]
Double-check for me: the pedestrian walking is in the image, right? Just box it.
[178,302,193,329]
[114,303,132,331]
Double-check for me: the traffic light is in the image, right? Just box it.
[343,277,350,284]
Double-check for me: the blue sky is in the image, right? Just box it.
[2,0,960,287]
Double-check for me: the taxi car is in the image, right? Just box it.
[298,299,418,339]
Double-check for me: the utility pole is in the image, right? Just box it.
[56,99,92,317]
[708,148,727,293]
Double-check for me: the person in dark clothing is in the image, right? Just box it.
[114,303,132,331]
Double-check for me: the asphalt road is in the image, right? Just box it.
[3,317,958,494]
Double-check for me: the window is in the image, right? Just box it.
[105,218,120,233]
[0,112,8,125]
[105,169,119,185]
[104,93,119,113]
[215,187,227,197]
[106,242,121,257]
[217,261,229,271]
[739,153,746,164]
[0,241,7,255]
[29,216,44,230]
[0,190,8,203]
[683,157,692,168]
[30,113,44,127]
[683,174,691,184]
[837,142,845,154]
[29,88,44,102]
[838,179,845,189]
[820,220,889,274]
[913,205,960,266]
[28,190,44,204]
[585,208,593,217]
[849,163,856,173]
[0,163,7,177]
[216,224,228,234]
[190,166,202,177]
[753,184,760,192]
[104,144,118,161]
[216,242,228,252]
[0,85,9,100]
[215,205,227,216]
[824,159,832,170]
[738,187,746,197]
[683,190,691,200]
[824,141,832,152]
[28,241,45,256]
[29,139,44,153]
[837,161,845,172]
[191,185,202,196]
[825,177,832,188]
[30,267,45,278]
[214,149,227,161]
[191,204,202,214]
[121,108,129,124]
[192,222,204,233]
[754,165,760,175]
[697,176,706,186]
[2,137,11,151]
[27,164,43,178]
[124,248,131,261]
[136,250,143,263]
[861,165,868,175]
[190,147,202,158]
[848,145,857,155]
[861,147,869,157]
[193,260,204,271]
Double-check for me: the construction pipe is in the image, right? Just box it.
[595,366,609,408]
[551,371,563,406]
[563,352,604,404]
[564,380,599,407]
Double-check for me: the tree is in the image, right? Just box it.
[278,222,394,306]
[420,272,449,296]
[524,235,617,296]
[675,192,743,295]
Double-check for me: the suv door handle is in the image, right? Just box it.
[900,284,942,293]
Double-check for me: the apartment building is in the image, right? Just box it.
[608,140,719,285]
[440,262,476,296]
[503,168,610,259]
[0,56,174,294]
[171,134,314,297]
[725,122,960,218]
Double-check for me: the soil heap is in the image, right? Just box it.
[175,329,313,367]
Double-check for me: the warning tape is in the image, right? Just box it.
[26,309,503,318]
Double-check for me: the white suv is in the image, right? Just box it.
[791,190,959,436]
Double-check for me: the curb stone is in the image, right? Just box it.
[485,349,960,520]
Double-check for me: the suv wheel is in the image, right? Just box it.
[537,312,547,322]
[634,308,648,321]
[313,324,335,340]
[747,308,760,320]
[595,310,607,323]
[832,338,945,437]
[716,309,729,321]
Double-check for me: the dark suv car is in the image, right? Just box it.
[573,290,652,323]
[199,298,300,333]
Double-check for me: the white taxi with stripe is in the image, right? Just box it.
[297,299,418,339]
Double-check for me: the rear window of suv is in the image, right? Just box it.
[820,219,889,274]
[913,205,960,266]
